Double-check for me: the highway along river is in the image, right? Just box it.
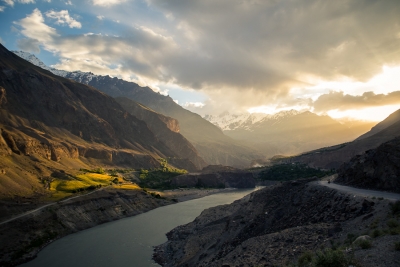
[20,188,258,267]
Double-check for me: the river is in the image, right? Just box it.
[20,188,258,267]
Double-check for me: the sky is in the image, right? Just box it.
[1,0,400,121]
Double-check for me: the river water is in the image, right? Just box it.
[20,188,257,267]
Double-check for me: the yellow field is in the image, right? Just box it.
[50,173,112,193]
[113,183,141,190]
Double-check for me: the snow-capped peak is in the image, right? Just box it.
[13,50,72,77]
[204,109,302,131]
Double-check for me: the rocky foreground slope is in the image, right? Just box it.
[154,179,400,267]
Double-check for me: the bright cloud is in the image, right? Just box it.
[184,102,205,108]
[92,0,126,6]
[3,0,35,5]
[45,10,82,28]
[14,8,58,45]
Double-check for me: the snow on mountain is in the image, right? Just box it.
[12,51,99,83]
[12,51,71,77]
[204,110,301,131]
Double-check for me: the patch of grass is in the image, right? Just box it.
[313,248,359,267]
[114,184,141,190]
[50,172,111,193]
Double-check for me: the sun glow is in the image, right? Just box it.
[327,105,400,122]
[249,65,400,121]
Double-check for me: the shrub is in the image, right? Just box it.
[344,233,356,245]
[298,251,313,267]
[372,229,383,238]
[395,242,400,251]
[387,219,399,228]
[390,201,400,215]
[313,248,356,267]
[359,239,372,249]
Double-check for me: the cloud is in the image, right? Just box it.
[184,102,205,108]
[16,38,40,53]
[3,0,35,5]
[13,2,400,115]
[2,0,14,6]
[92,0,126,6]
[144,0,400,107]
[0,6,4,11]
[313,91,400,112]
[14,8,58,46]
[45,10,82,28]
[0,37,4,44]
[96,15,104,20]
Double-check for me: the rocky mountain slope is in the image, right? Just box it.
[205,110,375,158]
[115,97,207,170]
[0,44,204,198]
[12,51,263,168]
[282,108,400,169]
[154,179,398,267]
[336,137,400,193]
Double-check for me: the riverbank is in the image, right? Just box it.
[0,186,241,267]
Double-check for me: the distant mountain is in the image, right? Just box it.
[204,110,374,158]
[356,109,400,140]
[283,108,400,169]
[13,51,263,168]
[0,44,205,197]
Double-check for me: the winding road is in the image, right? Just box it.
[0,186,109,226]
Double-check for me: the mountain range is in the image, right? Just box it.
[0,44,206,197]
[204,110,375,158]
[13,51,263,168]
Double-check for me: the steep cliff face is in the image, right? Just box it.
[336,137,400,193]
[0,188,172,266]
[154,180,379,267]
[116,97,207,171]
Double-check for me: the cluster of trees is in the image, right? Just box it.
[138,158,187,189]
[258,163,334,181]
